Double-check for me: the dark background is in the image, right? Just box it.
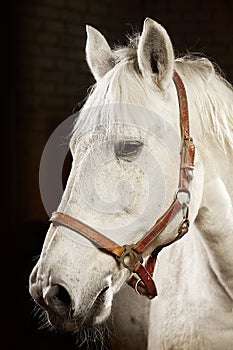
[3,0,232,349]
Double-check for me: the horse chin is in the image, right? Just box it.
[46,310,77,333]
[46,305,112,333]
[44,307,110,349]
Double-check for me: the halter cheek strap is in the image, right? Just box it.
[50,71,195,299]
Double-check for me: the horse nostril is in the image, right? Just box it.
[55,285,72,307]
[44,284,72,317]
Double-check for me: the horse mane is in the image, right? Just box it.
[73,34,233,154]
[175,56,233,153]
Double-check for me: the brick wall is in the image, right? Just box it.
[12,0,233,226]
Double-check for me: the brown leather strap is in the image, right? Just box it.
[130,262,157,298]
[173,70,190,139]
[127,255,158,298]
[50,212,124,257]
[174,71,195,191]
[133,199,182,254]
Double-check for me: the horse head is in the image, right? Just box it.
[29,18,204,333]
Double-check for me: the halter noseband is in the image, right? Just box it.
[50,71,195,299]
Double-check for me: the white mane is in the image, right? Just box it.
[175,57,233,152]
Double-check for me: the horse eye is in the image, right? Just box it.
[114,140,143,161]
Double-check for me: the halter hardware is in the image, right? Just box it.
[116,244,143,272]
[175,188,191,205]
[49,71,195,300]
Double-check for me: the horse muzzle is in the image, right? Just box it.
[29,265,112,332]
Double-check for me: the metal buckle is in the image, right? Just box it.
[184,136,193,141]
[181,136,195,181]
[178,218,190,235]
[177,202,190,236]
[116,244,143,272]
[182,202,189,220]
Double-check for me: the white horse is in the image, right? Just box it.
[29,18,233,349]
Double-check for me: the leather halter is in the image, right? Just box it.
[50,71,195,299]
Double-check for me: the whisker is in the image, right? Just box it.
[74,323,110,350]
[32,254,40,262]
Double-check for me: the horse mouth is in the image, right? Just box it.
[46,309,80,333]
[46,302,111,333]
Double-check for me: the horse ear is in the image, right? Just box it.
[86,25,114,81]
[137,18,174,89]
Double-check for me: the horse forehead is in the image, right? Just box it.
[81,59,180,126]
[73,97,180,148]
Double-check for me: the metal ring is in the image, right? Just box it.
[175,188,191,204]
[116,245,143,272]
[135,279,142,295]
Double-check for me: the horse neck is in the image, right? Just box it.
[195,137,233,300]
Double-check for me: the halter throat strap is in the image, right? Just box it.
[50,71,195,299]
